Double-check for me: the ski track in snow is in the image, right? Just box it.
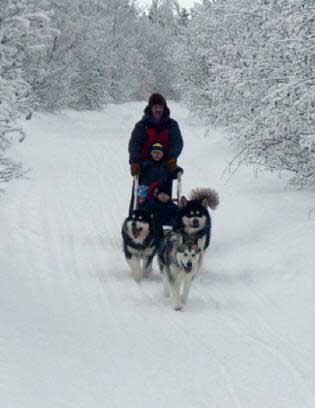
[1,102,315,408]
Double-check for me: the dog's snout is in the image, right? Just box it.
[192,218,200,228]
[187,261,192,269]
[132,221,137,229]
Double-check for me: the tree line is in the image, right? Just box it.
[1,0,314,187]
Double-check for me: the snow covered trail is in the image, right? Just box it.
[1,102,315,408]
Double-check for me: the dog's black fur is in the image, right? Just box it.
[122,209,163,279]
[122,209,163,257]
[174,188,219,252]
[175,198,211,250]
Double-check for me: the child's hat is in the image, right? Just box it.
[150,143,164,154]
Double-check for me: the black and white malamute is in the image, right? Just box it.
[121,209,163,282]
[175,188,219,270]
[158,232,201,310]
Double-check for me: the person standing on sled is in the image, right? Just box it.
[128,93,183,213]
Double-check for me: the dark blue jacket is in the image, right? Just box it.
[139,158,183,186]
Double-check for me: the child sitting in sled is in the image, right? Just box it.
[137,143,183,226]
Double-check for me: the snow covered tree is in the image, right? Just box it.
[0,0,56,182]
[237,0,315,188]
[37,0,155,109]
[179,0,315,188]
[139,0,183,98]
[32,0,89,110]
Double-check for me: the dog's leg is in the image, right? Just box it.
[159,259,170,297]
[198,255,203,273]
[181,275,193,304]
[168,267,182,311]
[143,255,154,278]
[197,237,206,274]
[161,269,170,297]
[157,256,164,273]
[194,252,205,276]
[127,257,143,282]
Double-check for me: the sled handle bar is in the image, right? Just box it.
[174,172,182,203]
[133,175,139,211]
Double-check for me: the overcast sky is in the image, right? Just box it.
[137,0,198,10]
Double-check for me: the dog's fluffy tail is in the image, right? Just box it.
[190,188,219,210]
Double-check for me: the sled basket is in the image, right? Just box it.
[133,172,182,210]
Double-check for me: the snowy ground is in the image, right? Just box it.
[1,102,315,408]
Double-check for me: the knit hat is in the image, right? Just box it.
[150,143,164,154]
[148,93,166,107]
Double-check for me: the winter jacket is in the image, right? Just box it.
[139,159,183,195]
[128,108,183,164]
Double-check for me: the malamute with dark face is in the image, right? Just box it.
[158,232,201,311]
[122,209,163,282]
[175,188,219,271]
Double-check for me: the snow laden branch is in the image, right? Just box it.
[178,0,315,188]
[0,0,56,183]
[0,156,25,182]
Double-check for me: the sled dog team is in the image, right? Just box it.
[123,92,219,310]
[122,188,219,311]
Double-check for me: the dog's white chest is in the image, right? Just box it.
[127,245,155,257]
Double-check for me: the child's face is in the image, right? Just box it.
[151,150,164,161]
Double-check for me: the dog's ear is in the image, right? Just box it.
[201,198,208,208]
[179,196,188,208]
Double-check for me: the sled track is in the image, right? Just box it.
[1,105,315,408]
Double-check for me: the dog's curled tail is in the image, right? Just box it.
[190,188,219,210]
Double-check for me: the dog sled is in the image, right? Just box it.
[123,173,219,307]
